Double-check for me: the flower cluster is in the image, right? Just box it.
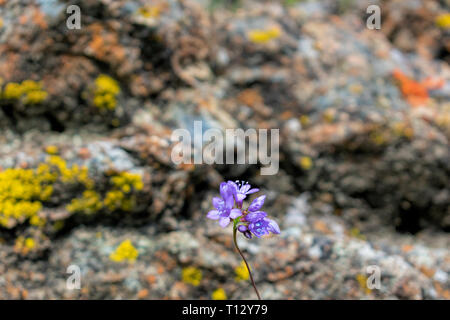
[207,181,280,239]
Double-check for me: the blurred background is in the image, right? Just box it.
[0,0,449,299]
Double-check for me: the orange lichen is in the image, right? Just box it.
[86,24,126,62]
[392,69,430,107]
[237,89,264,107]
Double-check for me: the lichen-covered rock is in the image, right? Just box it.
[0,0,448,299]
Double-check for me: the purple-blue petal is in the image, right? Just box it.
[227,181,238,194]
[220,182,231,200]
[206,210,220,220]
[212,197,223,210]
[248,219,270,238]
[243,230,253,239]
[248,195,266,212]
[235,193,246,203]
[237,225,248,232]
[246,188,259,195]
[229,208,242,219]
[265,218,281,234]
[219,217,231,228]
[245,211,267,223]
[240,184,251,194]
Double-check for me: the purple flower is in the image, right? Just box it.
[237,225,252,239]
[229,180,259,207]
[247,195,266,212]
[207,181,280,238]
[242,207,280,238]
[248,217,280,238]
[207,182,242,228]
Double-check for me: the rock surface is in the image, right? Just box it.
[0,0,448,299]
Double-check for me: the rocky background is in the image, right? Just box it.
[0,0,449,299]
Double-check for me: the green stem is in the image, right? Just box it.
[233,223,262,300]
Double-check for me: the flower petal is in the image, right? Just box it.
[227,181,238,194]
[235,193,246,203]
[219,217,231,228]
[237,225,248,232]
[240,184,251,194]
[248,195,266,212]
[246,188,259,195]
[245,211,267,223]
[243,230,253,239]
[229,208,242,219]
[206,210,220,220]
[265,218,281,234]
[220,183,235,208]
[212,197,223,209]
[220,182,230,199]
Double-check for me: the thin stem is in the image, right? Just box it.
[233,226,262,300]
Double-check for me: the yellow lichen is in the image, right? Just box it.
[93,75,120,110]
[103,190,133,211]
[234,261,250,282]
[2,83,23,100]
[248,27,281,44]
[182,267,202,286]
[137,6,160,19]
[299,115,310,126]
[0,168,49,228]
[14,236,36,255]
[436,14,450,29]
[212,288,227,300]
[110,172,144,191]
[45,145,59,155]
[68,171,143,213]
[67,190,103,214]
[2,80,47,105]
[46,156,93,187]
[392,122,414,139]
[350,228,366,240]
[1,155,144,232]
[0,156,94,228]
[323,110,335,123]
[109,239,139,263]
[370,131,387,146]
[300,156,313,170]
[53,220,65,231]
[29,215,46,227]
[103,172,143,211]
[356,274,372,294]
